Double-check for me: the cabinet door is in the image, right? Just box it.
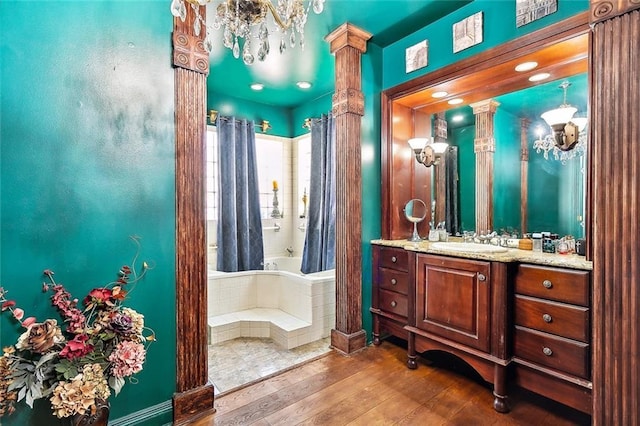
[415,254,491,352]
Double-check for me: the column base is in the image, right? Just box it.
[331,328,367,355]
[172,382,215,425]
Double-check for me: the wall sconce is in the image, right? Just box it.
[408,137,448,167]
[540,81,581,151]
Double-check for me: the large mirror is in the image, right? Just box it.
[384,26,588,240]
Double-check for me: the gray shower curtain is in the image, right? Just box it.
[445,145,460,236]
[216,116,264,272]
[301,114,336,274]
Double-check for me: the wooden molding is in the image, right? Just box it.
[520,119,530,235]
[172,384,215,425]
[325,22,372,54]
[330,329,367,355]
[590,0,640,24]
[332,89,365,116]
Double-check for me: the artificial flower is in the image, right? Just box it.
[15,319,65,354]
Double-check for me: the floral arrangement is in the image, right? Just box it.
[0,247,155,420]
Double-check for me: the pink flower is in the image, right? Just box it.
[1,300,15,311]
[108,341,146,378]
[22,317,37,328]
[12,308,24,321]
[60,334,93,360]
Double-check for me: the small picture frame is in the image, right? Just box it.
[453,12,483,53]
[405,40,428,74]
[516,0,558,27]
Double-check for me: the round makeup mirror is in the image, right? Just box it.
[404,198,427,241]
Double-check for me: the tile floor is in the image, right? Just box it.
[207,336,332,395]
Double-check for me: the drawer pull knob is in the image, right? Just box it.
[542,279,553,289]
[543,347,553,356]
[390,301,397,308]
[477,273,486,282]
[391,256,397,263]
[391,278,397,285]
[543,314,553,323]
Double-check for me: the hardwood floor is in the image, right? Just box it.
[191,338,590,425]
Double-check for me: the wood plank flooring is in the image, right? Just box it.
[191,338,591,425]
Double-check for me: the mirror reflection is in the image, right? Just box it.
[440,72,587,238]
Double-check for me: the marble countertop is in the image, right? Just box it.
[371,239,593,271]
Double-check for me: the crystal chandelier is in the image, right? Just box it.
[170,0,326,65]
[533,80,587,164]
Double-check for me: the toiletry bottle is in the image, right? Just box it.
[532,233,542,252]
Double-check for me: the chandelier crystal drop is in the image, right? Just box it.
[170,0,325,65]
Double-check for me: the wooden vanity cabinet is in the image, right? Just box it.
[512,264,592,414]
[371,245,414,344]
[406,253,511,413]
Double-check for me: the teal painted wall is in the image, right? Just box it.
[494,109,522,233]
[207,90,293,137]
[361,43,383,343]
[382,0,589,90]
[0,1,175,424]
[291,93,333,138]
[450,125,476,232]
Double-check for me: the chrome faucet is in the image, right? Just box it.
[286,247,294,257]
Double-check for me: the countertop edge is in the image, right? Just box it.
[371,239,593,271]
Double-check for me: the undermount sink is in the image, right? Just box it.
[430,242,509,253]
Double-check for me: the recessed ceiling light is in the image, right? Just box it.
[250,83,264,91]
[515,61,538,72]
[528,73,550,82]
[448,98,464,105]
[432,91,448,98]
[296,81,312,89]
[452,114,464,122]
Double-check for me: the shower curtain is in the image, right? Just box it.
[301,114,336,274]
[216,115,264,272]
[445,145,461,236]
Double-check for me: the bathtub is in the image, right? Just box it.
[207,257,335,349]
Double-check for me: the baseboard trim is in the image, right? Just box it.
[108,399,173,426]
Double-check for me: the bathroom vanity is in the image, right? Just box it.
[370,240,592,414]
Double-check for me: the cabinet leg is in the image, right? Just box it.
[492,365,509,413]
[372,316,381,346]
[407,333,418,370]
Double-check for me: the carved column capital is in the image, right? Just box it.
[470,99,500,114]
[332,89,365,116]
[590,0,640,24]
[172,32,210,75]
[325,23,372,55]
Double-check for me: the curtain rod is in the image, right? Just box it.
[207,109,272,133]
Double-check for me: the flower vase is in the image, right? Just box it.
[68,400,110,426]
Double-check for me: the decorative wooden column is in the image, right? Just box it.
[470,100,499,233]
[590,2,640,424]
[325,23,371,354]
[520,119,530,234]
[172,5,215,424]
[434,113,447,226]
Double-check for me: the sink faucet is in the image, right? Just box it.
[286,246,294,257]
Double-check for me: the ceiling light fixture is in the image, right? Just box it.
[529,72,551,82]
[296,81,312,89]
[515,61,538,72]
[432,91,448,98]
[448,98,463,105]
[250,83,264,90]
[170,0,326,65]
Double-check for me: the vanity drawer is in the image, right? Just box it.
[379,288,408,318]
[378,268,409,295]
[515,265,590,306]
[515,295,589,342]
[378,247,409,272]
[514,326,589,379]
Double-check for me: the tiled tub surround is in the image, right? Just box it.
[208,257,335,349]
